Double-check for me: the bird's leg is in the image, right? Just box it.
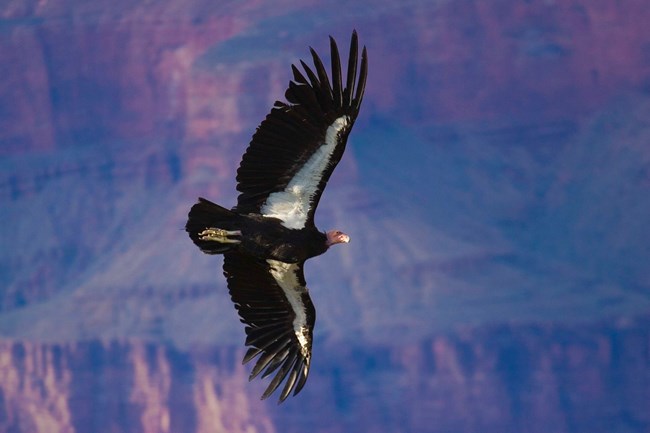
[198,228,242,244]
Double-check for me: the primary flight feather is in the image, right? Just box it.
[186,31,368,403]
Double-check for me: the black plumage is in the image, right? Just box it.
[185,31,367,402]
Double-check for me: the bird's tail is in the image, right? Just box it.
[186,197,243,254]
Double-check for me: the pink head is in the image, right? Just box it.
[326,230,350,247]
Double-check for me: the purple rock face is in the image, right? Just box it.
[1,1,650,432]
[2,319,649,433]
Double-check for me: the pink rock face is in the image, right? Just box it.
[0,1,246,155]
[0,340,276,433]
[2,0,650,153]
[1,317,649,433]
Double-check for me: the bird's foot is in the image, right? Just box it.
[198,228,242,244]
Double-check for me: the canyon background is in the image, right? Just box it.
[1,0,650,432]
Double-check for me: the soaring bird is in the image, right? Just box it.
[186,31,367,402]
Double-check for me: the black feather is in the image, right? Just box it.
[330,36,343,107]
[344,30,359,107]
[355,46,368,111]
[261,351,298,401]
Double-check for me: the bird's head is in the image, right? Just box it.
[325,230,350,247]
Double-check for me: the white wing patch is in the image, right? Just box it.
[260,115,350,229]
[266,260,311,356]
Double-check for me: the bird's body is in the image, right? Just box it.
[187,198,328,263]
[186,31,367,402]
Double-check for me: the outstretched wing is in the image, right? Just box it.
[223,252,316,403]
[234,31,368,229]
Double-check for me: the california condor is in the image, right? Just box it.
[186,31,367,402]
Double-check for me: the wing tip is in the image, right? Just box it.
[246,345,311,403]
